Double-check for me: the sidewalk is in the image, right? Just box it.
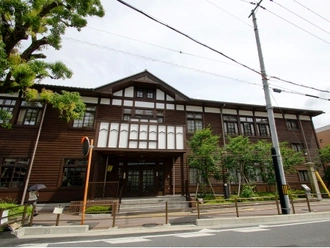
[10,198,330,239]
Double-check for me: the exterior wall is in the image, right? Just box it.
[316,125,330,149]
[0,72,324,203]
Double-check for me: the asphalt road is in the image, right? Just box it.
[1,219,330,247]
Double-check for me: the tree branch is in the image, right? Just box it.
[21,37,49,61]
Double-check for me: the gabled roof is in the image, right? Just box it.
[94,70,190,101]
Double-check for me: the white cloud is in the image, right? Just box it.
[41,0,330,128]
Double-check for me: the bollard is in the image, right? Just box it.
[289,195,296,214]
[275,195,281,215]
[22,204,28,226]
[112,201,117,228]
[197,201,200,219]
[224,183,230,199]
[165,201,168,224]
[235,198,239,217]
[305,194,312,212]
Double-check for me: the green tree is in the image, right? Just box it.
[319,145,330,187]
[188,126,221,198]
[0,0,105,126]
[223,136,305,195]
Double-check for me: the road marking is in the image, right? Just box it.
[232,227,269,233]
[18,244,49,247]
[174,232,215,238]
[106,237,150,244]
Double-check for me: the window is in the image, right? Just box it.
[298,170,309,182]
[0,98,16,124]
[123,108,163,123]
[223,115,238,135]
[292,143,304,153]
[0,158,29,188]
[187,113,203,133]
[61,159,87,187]
[189,168,199,185]
[17,101,43,126]
[72,105,96,128]
[256,118,270,136]
[135,88,155,99]
[240,117,255,136]
[286,120,298,130]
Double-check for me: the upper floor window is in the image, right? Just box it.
[298,170,308,182]
[61,159,87,187]
[223,115,238,135]
[256,118,270,136]
[0,98,16,124]
[136,88,155,99]
[187,113,203,133]
[240,117,255,136]
[286,120,298,130]
[0,158,29,188]
[17,101,43,126]
[123,108,163,123]
[72,105,96,128]
[291,143,304,153]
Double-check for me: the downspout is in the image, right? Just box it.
[21,103,47,205]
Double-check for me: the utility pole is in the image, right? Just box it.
[249,0,290,214]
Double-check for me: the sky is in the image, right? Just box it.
[40,0,330,129]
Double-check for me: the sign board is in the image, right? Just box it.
[301,184,310,191]
[53,207,64,214]
[81,136,90,157]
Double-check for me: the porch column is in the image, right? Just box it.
[180,154,184,196]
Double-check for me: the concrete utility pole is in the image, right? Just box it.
[249,0,290,214]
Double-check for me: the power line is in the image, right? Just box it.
[292,0,330,25]
[205,0,253,28]
[270,1,330,37]
[86,26,240,68]
[116,0,265,78]
[261,6,330,45]
[62,36,261,87]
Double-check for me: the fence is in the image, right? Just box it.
[2,193,330,230]
[0,203,35,230]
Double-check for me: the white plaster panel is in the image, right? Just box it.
[299,115,311,121]
[176,105,185,111]
[123,100,133,106]
[0,93,19,97]
[167,126,175,149]
[113,90,123,97]
[100,98,110,105]
[239,110,253,116]
[124,87,134,97]
[205,107,220,114]
[119,123,129,148]
[166,104,175,110]
[156,89,165,100]
[285,114,297,120]
[112,99,122,106]
[149,125,157,140]
[158,126,166,149]
[139,141,148,149]
[135,101,154,108]
[130,124,139,139]
[97,122,109,147]
[186,105,203,112]
[139,124,148,140]
[255,111,268,117]
[149,142,157,149]
[156,103,165,109]
[274,113,283,119]
[81,96,98,104]
[109,123,119,148]
[129,141,138,148]
[166,95,174,101]
[222,109,237,115]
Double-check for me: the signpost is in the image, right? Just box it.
[80,136,93,225]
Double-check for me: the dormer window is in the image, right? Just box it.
[136,88,155,99]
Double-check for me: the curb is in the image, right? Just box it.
[12,225,89,238]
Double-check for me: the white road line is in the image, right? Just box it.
[174,232,215,238]
[106,237,150,244]
[232,228,269,233]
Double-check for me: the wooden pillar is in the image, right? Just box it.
[180,154,184,195]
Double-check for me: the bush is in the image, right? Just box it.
[85,205,112,214]
[240,185,256,198]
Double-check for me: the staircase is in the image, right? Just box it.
[118,195,189,214]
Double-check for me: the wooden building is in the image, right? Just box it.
[316,124,330,149]
[0,71,324,203]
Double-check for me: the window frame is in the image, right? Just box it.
[135,88,155,99]
[123,108,163,123]
[61,159,87,187]
[286,120,299,130]
[187,112,203,133]
[0,158,30,188]
[240,117,255,136]
[256,118,270,137]
[298,170,309,182]
[72,105,96,129]
[0,98,16,124]
[223,115,238,136]
[16,101,43,126]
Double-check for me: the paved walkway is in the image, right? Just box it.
[7,198,330,238]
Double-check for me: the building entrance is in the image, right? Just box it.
[123,161,163,196]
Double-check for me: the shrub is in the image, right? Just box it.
[240,185,256,198]
[85,205,112,214]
